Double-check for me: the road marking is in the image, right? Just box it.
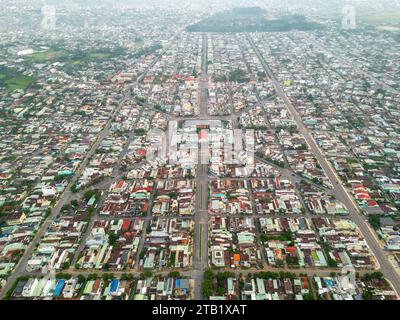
[199,224,202,259]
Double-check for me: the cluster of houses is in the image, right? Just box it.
[141,33,202,116]
[152,180,195,216]
[297,180,348,215]
[376,216,400,253]
[253,32,400,260]
[11,276,85,300]
[251,177,303,214]
[209,179,252,215]
[133,276,193,300]
[208,34,250,83]
[0,93,119,277]
[1,1,400,299]
[259,217,327,268]
[150,79,199,117]
[239,105,267,129]
[259,216,375,269]
[77,103,141,189]
[208,82,231,115]
[313,217,375,268]
[0,4,186,285]
[77,218,144,270]
[140,218,193,270]
[27,216,87,272]
[314,274,397,300]
[207,272,310,300]
[100,180,154,216]
[206,270,397,300]
[231,83,258,114]
[240,275,310,300]
[126,164,195,180]
[255,130,285,167]
[209,216,261,269]
[9,274,193,300]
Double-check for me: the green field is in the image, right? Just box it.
[4,76,35,92]
[0,67,36,92]
[346,158,359,164]
[88,52,112,60]
[70,52,112,65]
[29,49,113,65]
[311,251,319,261]
[30,49,70,62]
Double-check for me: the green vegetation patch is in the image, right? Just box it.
[88,52,112,60]
[27,47,126,67]
[346,158,359,164]
[30,49,69,62]
[133,44,162,59]
[187,7,322,33]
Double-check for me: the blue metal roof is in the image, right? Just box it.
[54,280,65,298]
[110,279,119,292]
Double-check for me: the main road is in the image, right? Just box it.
[192,33,210,300]
[246,33,400,296]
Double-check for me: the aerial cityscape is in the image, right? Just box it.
[0,0,400,303]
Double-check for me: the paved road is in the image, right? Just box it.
[192,33,210,300]
[19,264,375,279]
[246,33,400,296]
